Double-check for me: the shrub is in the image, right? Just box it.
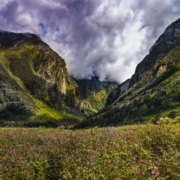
[153,96,162,106]
[147,105,155,115]
[151,113,161,124]
[174,116,180,122]
[161,100,169,110]
[157,117,179,125]
[39,126,46,128]
[140,104,148,116]
[168,111,176,119]
[176,91,180,100]
[57,126,65,130]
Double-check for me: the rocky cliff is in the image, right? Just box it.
[0,31,83,124]
[74,76,118,115]
[75,18,180,128]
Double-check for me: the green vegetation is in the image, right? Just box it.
[82,90,107,116]
[79,86,180,128]
[30,99,83,122]
[81,36,180,127]
[1,124,180,179]
[75,78,118,116]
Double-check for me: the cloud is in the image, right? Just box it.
[0,0,180,82]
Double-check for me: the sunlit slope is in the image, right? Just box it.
[75,77,118,116]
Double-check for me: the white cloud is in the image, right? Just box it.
[0,0,180,83]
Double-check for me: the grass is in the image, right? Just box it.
[81,106,98,116]
[1,124,180,179]
[0,51,26,90]
[82,90,107,115]
[29,99,81,122]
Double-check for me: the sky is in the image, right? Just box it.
[1,0,180,83]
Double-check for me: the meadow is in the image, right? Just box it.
[1,124,180,179]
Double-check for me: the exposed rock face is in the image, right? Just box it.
[0,31,81,121]
[74,76,118,115]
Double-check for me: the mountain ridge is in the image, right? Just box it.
[75,18,180,128]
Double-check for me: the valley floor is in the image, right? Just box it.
[1,124,180,179]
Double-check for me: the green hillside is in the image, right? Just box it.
[0,32,85,126]
[74,77,118,116]
[75,18,180,128]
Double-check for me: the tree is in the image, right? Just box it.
[168,111,176,119]
[140,104,148,116]
[177,91,180,101]
[147,105,155,115]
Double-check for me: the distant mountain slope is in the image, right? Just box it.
[74,76,118,115]
[75,18,180,128]
[0,31,85,125]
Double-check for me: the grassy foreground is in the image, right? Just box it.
[1,124,180,179]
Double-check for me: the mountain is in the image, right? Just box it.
[74,76,118,115]
[75,18,180,128]
[0,31,85,126]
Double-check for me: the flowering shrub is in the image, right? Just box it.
[1,124,180,179]
[157,117,179,125]
[175,116,180,122]
[57,126,65,130]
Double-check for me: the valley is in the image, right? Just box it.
[76,18,180,129]
[1,16,180,180]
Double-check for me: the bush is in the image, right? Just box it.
[168,111,176,119]
[151,113,161,124]
[161,100,169,110]
[57,126,65,130]
[147,105,155,115]
[174,116,180,122]
[153,96,162,106]
[176,91,180,100]
[157,117,179,125]
[140,104,148,116]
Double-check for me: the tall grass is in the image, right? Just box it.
[1,124,180,179]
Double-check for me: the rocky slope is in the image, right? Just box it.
[75,18,180,128]
[106,19,180,107]
[0,31,85,125]
[74,76,118,115]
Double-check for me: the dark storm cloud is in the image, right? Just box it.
[0,0,180,82]
[0,1,18,29]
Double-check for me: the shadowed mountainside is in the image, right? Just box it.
[0,31,86,125]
